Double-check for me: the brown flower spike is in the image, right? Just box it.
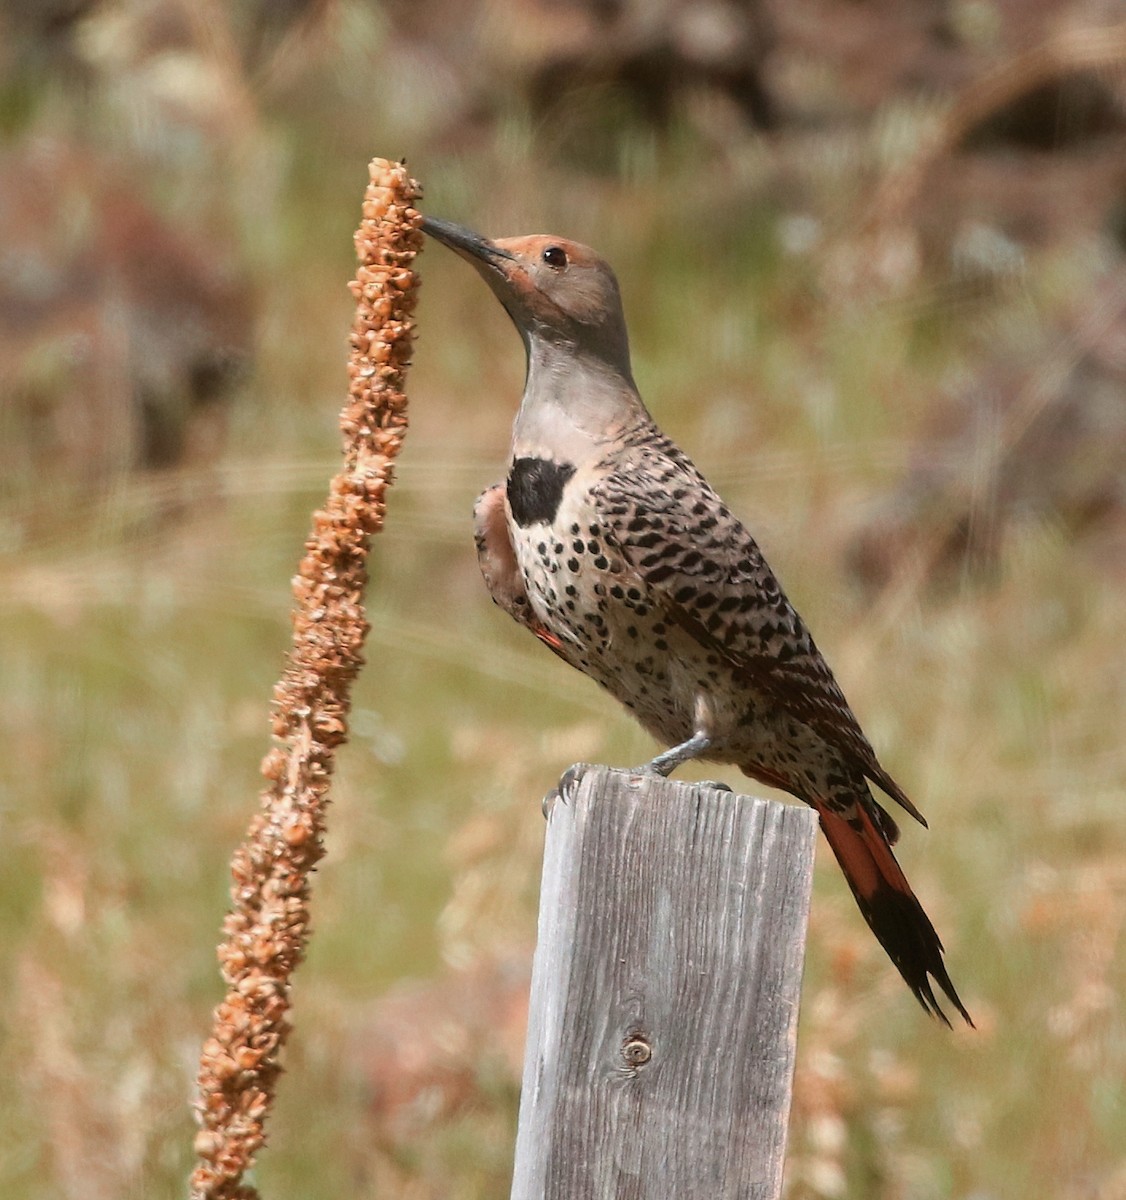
[190,159,423,1200]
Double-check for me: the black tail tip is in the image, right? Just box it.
[913,972,974,1029]
[862,884,974,1028]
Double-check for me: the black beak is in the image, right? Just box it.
[420,216,516,269]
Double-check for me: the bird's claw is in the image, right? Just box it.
[542,762,589,819]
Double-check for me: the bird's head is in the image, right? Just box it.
[422,217,632,377]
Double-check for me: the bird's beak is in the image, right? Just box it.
[421,216,517,275]
[422,215,536,331]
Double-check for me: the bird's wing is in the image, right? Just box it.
[592,433,926,827]
[474,483,568,660]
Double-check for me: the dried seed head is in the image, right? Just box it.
[189,157,422,1200]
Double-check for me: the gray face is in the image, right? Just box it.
[421,218,632,371]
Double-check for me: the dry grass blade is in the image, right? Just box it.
[188,158,423,1200]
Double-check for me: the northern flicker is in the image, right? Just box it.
[423,216,972,1026]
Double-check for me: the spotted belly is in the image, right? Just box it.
[500,466,838,792]
[509,507,752,757]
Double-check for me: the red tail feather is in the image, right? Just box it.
[814,801,972,1027]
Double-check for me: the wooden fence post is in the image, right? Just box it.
[510,766,818,1200]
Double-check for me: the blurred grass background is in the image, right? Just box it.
[1,1,1125,1197]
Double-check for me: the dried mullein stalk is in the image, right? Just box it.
[189,158,423,1200]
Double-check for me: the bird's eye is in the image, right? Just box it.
[542,245,567,269]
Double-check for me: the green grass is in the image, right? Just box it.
[3,49,1125,1200]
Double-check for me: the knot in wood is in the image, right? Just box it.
[621,1035,652,1068]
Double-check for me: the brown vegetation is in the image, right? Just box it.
[190,159,422,1200]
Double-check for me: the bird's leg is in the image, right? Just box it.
[636,698,723,779]
[633,727,733,793]
[543,739,734,818]
[637,730,713,777]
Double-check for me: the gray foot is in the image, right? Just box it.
[620,766,733,793]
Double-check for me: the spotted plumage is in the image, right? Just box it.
[427,215,971,1026]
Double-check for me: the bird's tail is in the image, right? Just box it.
[812,798,973,1027]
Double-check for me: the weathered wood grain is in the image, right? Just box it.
[510,766,818,1200]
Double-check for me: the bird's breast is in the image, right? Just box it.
[504,478,770,752]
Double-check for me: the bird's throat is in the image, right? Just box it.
[513,334,648,461]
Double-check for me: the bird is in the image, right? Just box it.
[421,215,972,1026]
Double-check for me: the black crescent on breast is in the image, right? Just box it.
[507,456,577,527]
